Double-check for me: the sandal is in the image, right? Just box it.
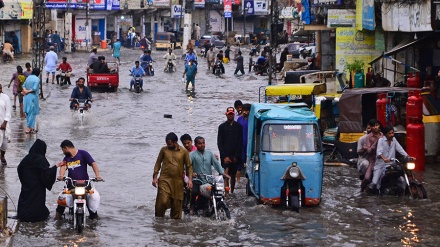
[12,105,16,110]
[30,129,38,134]
[1,159,6,166]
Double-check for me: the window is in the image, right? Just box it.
[261,124,320,152]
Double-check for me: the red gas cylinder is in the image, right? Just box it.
[376,93,387,127]
[407,72,421,88]
[406,119,425,171]
[366,68,373,87]
[406,90,423,125]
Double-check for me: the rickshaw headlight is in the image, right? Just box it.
[289,167,300,178]
[291,162,297,167]
[74,187,86,196]
[406,162,416,170]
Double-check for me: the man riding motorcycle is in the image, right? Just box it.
[56,57,73,85]
[369,126,415,191]
[189,136,230,214]
[212,50,225,74]
[141,50,154,75]
[69,77,93,110]
[130,61,146,91]
[55,140,103,220]
[185,49,197,66]
[163,48,177,72]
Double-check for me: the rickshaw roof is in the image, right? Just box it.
[265,83,326,96]
[250,103,318,122]
[155,32,175,38]
[339,87,421,133]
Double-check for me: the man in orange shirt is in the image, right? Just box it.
[2,41,14,61]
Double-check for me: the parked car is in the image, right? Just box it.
[286,43,315,58]
[286,43,307,58]
[198,35,225,49]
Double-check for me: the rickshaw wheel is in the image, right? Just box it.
[246,179,252,196]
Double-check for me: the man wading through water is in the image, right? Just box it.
[152,132,193,219]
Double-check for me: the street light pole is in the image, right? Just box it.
[243,8,246,45]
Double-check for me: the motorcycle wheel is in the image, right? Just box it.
[76,213,84,233]
[289,194,300,213]
[216,201,231,220]
[135,85,140,93]
[409,180,427,199]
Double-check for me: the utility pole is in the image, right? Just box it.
[31,0,46,99]
[65,0,72,53]
[183,0,193,49]
[268,0,279,85]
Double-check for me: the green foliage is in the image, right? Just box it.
[346,59,365,72]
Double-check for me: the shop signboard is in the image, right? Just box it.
[171,4,183,18]
[194,0,205,8]
[253,0,267,15]
[224,0,232,18]
[0,0,21,20]
[327,9,355,28]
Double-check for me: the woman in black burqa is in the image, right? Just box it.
[17,139,64,222]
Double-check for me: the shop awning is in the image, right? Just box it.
[265,83,327,96]
[369,34,431,64]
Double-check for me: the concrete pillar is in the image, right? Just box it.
[65,12,72,53]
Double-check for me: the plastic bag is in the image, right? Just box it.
[87,189,101,213]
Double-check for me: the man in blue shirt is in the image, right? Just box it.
[70,77,93,110]
[255,55,268,76]
[184,49,197,66]
[130,61,146,91]
[141,50,154,75]
[189,136,229,214]
[183,59,197,91]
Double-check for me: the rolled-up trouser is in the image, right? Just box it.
[357,158,369,175]
[155,188,183,219]
[361,162,374,191]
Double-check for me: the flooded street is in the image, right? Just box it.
[1,48,440,246]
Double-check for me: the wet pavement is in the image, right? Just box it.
[0,48,440,246]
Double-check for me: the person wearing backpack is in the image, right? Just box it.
[9,66,26,118]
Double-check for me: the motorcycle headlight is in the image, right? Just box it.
[289,167,300,178]
[406,162,416,170]
[74,187,86,195]
[216,184,224,191]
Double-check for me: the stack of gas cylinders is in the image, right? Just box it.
[376,90,424,171]
[406,90,424,171]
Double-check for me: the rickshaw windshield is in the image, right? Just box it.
[261,124,320,152]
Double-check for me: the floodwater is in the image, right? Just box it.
[0,48,439,246]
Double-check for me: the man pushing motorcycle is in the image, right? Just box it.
[55,140,103,220]
[189,136,230,215]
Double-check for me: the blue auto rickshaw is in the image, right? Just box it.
[246,103,323,212]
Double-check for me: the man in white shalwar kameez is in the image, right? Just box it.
[0,84,12,165]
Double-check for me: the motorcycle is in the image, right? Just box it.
[58,71,68,85]
[370,158,427,199]
[184,174,231,221]
[144,61,154,76]
[213,60,223,77]
[129,70,142,93]
[164,59,175,73]
[57,177,104,233]
[72,98,90,123]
